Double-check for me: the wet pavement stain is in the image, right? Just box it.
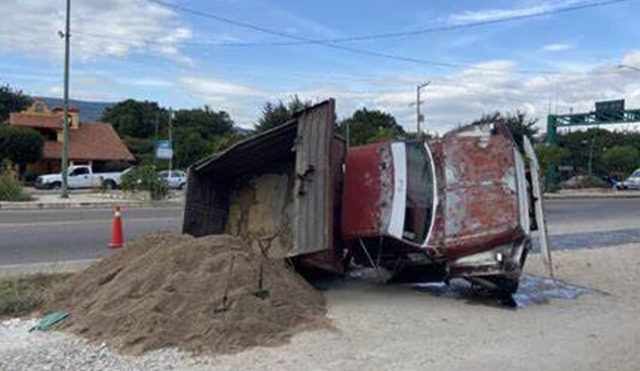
[512,274,597,307]
[413,274,599,309]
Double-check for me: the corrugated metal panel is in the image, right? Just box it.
[292,99,335,255]
[183,99,345,273]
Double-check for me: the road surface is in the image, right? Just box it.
[0,207,182,266]
[1,198,639,266]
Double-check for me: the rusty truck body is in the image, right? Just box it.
[183,99,550,294]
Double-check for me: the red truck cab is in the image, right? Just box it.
[341,123,537,293]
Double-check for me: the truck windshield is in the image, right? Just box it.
[403,142,435,244]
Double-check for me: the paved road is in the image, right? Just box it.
[544,198,639,228]
[0,207,183,265]
[1,198,639,266]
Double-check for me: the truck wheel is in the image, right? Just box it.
[103,179,116,190]
[50,182,61,190]
[178,183,186,190]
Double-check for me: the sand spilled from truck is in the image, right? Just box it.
[48,233,328,355]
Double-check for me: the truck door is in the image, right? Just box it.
[68,167,91,188]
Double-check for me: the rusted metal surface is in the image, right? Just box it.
[341,142,394,240]
[340,122,532,291]
[435,123,524,259]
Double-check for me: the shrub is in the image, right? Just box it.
[0,165,32,201]
[120,165,168,200]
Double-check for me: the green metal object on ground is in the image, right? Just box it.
[29,311,70,332]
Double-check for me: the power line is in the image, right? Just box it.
[149,0,634,46]
[143,0,633,75]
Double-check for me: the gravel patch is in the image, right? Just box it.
[2,245,639,371]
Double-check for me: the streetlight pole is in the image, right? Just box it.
[416,81,430,135]
[60,0,71,199]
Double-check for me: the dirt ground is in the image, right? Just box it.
[1,243,639,371]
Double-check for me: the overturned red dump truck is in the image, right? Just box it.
[183,99,551,294]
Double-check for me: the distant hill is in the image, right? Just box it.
[34,97,114,123]
[34,96,256,134]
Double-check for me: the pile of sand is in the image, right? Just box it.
[49,234,327,355]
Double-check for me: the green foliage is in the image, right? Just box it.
[0,126,43,177]
[173,106,234,140]
[0,274,72,317]
[120,165,169,200]
[602,145,640,176]
[174,130,211,169]
[0,84,32,121]
[0,277,43,316]
[211,131,250,153]
[471,111,539,148]
[101,99,168,139]
[0,163,32,201]
[122,136,155,164]
[556,128,640,177]
[105,100,237,169]
[535,144,570,174]
[255,95,312,132]
[337,108,405,146]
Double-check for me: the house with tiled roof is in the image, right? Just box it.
[6,100,134,175]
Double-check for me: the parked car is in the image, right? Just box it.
[158,170,187,190]
[35,165,132,190]
[614,168,640,190]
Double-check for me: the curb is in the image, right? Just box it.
[0,200,182,210]
[0,259,98,278]
[544,193,640,200]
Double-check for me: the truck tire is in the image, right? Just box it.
[103,179,116,190]
[178,183,186,190]
[50,182,61,190]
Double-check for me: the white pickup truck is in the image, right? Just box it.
[35,165,132,190]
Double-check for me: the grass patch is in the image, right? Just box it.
[0,273,73,318]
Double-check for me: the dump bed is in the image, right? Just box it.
[183,99,346,274]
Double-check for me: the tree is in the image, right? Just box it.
[535,143,570,175]
[175,130,211,169]
[173,106,234,140]
[101,99,168,139]
[210,131,250,153]
[337,108,405,146]
[0,84,32,121]
[255,95,312,132]
[0,126,43,176]
[602,145,640,176]
[472,111,539,148]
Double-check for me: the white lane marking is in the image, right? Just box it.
[0,217,179,228]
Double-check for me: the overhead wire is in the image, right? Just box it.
[148,0,635,47]
[142,0,634,75]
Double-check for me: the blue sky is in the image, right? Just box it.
[1,0,640,132]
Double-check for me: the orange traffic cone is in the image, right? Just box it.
[108,205,124,249]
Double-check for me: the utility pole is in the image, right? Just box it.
[416,81,430,135]
[60,0,71,199]
[154,111,159,170]
[168,109,173,174]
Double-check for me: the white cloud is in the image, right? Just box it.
[179,76,263,97]
[449,1,582,24]
[621,51,640,67]
[0,0,191,62]
[542,43,574,52]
